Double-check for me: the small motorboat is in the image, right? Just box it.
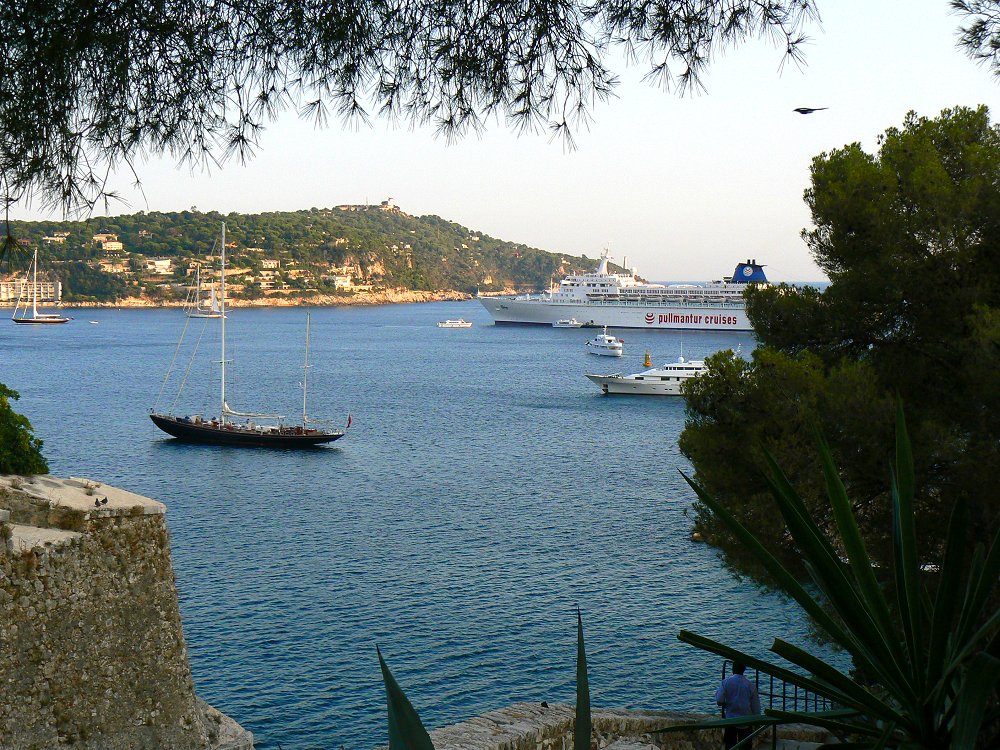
[552,318,583,328]
[437,319,473,328]
[585,326,624,357]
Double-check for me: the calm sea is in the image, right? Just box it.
[3,302,843,750]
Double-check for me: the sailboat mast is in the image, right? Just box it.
[220,223,227,425]
[303,313,310,424]
[32,247,38,317]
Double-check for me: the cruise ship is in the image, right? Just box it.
[478,252,767,331]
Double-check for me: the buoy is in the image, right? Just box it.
[644,350,652,367]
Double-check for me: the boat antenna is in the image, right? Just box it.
[220,222,227,426]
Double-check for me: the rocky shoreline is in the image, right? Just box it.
[18,288,475,309]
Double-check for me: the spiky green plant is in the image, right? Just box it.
[575,609,591,750]
[377,646,435,750]
[667,402,1000,748]
[378,615,593,750]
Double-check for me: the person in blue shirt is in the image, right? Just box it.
[714,661,761,749]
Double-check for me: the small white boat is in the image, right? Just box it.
[437,319,473,328]
[585,356,708,395]
[552,318,583,328]
[585,327,624,357]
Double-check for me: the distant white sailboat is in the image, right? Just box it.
[186,265,224,318]
[11,247,69,324]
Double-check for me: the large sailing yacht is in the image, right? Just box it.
[149,223,348,447]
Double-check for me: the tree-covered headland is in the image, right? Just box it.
[5,206,609,302]
[681,105,1000,577]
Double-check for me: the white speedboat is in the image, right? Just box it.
[478,251,766,331]
[585,327,624,357]
[585,356,708,395]
[437,319,472,328]
[552,318,583,328]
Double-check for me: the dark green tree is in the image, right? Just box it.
[682,105,1000,573]
[0,385,48,475]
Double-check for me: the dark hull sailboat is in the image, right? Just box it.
[149,414,343,447]
[150,223,349,449]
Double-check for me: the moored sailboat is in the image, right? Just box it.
[11,248,70,324]
[186,265,224,318]
[149,223,348,447]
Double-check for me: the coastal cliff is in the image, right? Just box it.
[0,475,252,750]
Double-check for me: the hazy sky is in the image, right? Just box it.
[14,1,1000,281]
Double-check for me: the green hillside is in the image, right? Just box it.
[5,205,608,302]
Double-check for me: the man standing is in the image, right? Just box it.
[715,661,761,749]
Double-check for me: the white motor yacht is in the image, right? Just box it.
[585,356,707,395]
[585,327,624,356]
[552,318,584,328]
[437,319,473,328]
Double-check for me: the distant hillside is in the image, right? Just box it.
[5,203,610,303]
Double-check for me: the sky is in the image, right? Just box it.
[12,0,1000,281]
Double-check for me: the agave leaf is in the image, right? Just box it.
[889,400,923,686]
[681,472,862,655]
[955,523,1000,646]
[758,458,903,687]
[926,498,968,685]
[935,607,1000,693]
[769,639,905,725]
[377,646,436,750]
[760,450,909,678]
[653,714,776,733]
[763,709,876,738]
[951,652,1000,749]
[575,610,591,750]
[815,430,907,675]
[678,630,857,708]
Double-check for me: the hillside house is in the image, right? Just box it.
[144,258,173,275]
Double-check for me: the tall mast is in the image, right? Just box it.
[303,313,311,424]
[32,247,38,318]
[220,223,227,424]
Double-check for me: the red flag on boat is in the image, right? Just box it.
[346,414,353,429]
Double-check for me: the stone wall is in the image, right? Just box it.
[0,475,252,750]
[427,703,830,750]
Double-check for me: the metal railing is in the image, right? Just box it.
[720,659,837,749]
[721,659,835,713]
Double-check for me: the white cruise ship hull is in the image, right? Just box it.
[478,297,751,331]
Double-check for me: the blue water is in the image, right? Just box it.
[2,302,844,749]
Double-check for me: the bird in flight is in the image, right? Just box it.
[794,107,828,114]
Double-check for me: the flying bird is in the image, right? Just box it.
[794,107,828,114]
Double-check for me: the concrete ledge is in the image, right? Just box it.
[3,475,164,514]
[8,523,81,552]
